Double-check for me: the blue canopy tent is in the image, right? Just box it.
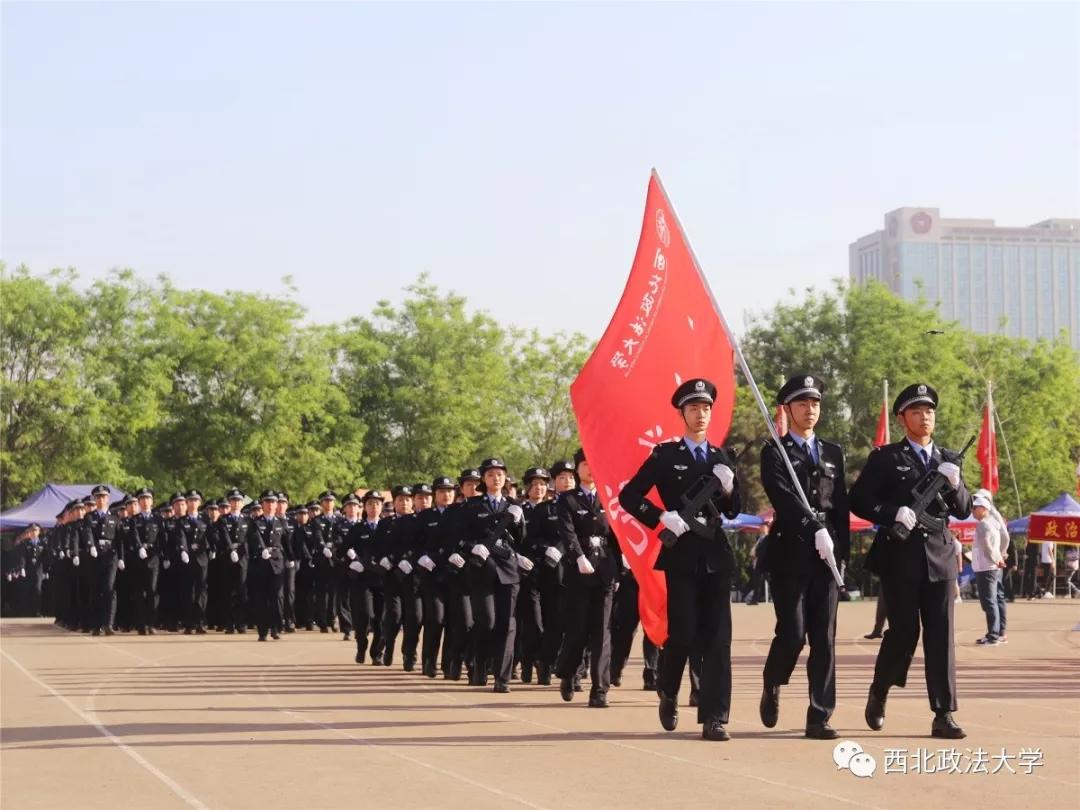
[0,483,127,531]
[1006,492,1080,535]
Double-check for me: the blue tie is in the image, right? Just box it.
[921,448,931,470]
[694,446,706,464]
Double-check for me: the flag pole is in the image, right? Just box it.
[883,379,890,444]
[989,380,1023,519]
[649,169,844,588]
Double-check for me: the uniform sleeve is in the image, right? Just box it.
[557,494,585,559]
[849,448,902,526]
[760,442,821,532]
[618,448,664,529]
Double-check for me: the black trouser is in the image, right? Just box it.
[871,587,888,634]
[159,559,183,629]
[382,576,422,664]
[133,560,160,631]
[90,552,119,632]
[659,568,732,724]
[517,575,542,671]
[335,568,353,632]
[1021,555,1038,597]
[225,558,248,630]
[184,556,210,629]
[114,565,132,629]
[296,562,316,627]
[763,567,838,724]
[470,581,519,685]
[349,578,375,658]
[872,568,957,713]
[421,577,447,671]
[443,577,473,676]
[313,566,335,629]
[53,560,71,625]
[610,574,640,681]
[252,564,284,636]
[557,583,615,695]
[77,556,94,629]
[281,563,297,627]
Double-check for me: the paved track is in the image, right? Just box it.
[2,601,1077,809]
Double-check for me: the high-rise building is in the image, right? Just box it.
[849,208,1080,348]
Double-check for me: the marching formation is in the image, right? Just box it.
[8,374,973,744]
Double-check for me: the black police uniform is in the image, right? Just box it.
[215,503,253,633]
[555,482,619,704]
[248,504,289,640]
[293,510,321,629]
[414,486,457,678]
[517,485,564,685]
[759,374,849,734]
[80,502,121,635]
[619,378,741,735]
[610,562,660,690]
[312,502,340,631]
[850,383,972,733]
[174,503,210,633]
[437,493,475,681]
[339,509,378,662]
[129,506,165,634]
[464,469,525,691]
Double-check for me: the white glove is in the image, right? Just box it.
[181,551,190,564]
[814,528,834,561]
[163,559,171,569]
[117,559,126,572]
[938,461,961,488]
[261,548,271,560]
[90,545,99,559]
[418,554,435,571]
[379,556,392,570]
[545,546,563,564]
[59,550,67,559]
[397,559,413,575]
[518,555,535,572]
[471,544,490,562]
[576,555,596,575]
[210,551,216,561]
[712,463,735,494]
[230,550,240,563]
[622,553,631,569]
[322,546,333,559]
[448,552,465,568]
[348,560,364,574]
[43,573,49,581]
[589,535,603,549]
[507,504,523,524]
[895,506,917,530]
[286,560,295,569]
[138,546,148,560]
[659,510,690,537]
[72,555,80,567]
[346,547,357,560]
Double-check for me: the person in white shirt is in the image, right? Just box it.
[971,497,1006,645]
[1038,541,1057,598]
[973,489,1010,637]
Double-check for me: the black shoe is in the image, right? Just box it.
[864,631,883,640]
[805,722,839,740]
[573,679,583,693]
[195,627,207,635]
[320,626,329,634]
[343,632,352,641]
[423,662,437,678]
[537,664,551,686]
[403,657,415,673]
[355,651,364,663]
[688,690,699,708]
[702,719,730,741]
[611,672,622,687]
[104,628,115,636]
[588,692,609,708]
[91,629,101,637]
[138,628,148,636]
[236,627,247,634]
[147,627,156,635]
[865,687,886,731]
[759,685,780,728]
[258,635,267,642]
[271,631,280,640]
[284,625,295,633]
[932,713,966,739]
[659,693,679,731]
[521,665,533,684]
[225,627,235,635]
[304,624,314,631]
[184,628,193,635]
[493,682,510,694]
[382,653,394,667]
[559,677,574,702]
[643,671,657,691]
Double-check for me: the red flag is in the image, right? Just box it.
[977,393,999,494]
[873,399,889,448]
[570,171,735,646]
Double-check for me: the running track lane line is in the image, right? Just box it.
[0,647,210,810]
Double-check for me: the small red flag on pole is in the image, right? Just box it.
[873,380,890,448]
[570,171,736,646]
[977,381,999,494]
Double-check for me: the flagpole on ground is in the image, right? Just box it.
[649,169,844,588]
[989,380,1024,518]
[883,379,890,444]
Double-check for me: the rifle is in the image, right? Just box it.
[469,507,518,566]
[657,474,726,549]
[888,434,977,542]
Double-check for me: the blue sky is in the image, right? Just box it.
[3,1,1078,337]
